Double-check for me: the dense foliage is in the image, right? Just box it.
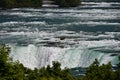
[54,0,81,7]
[0,0,81,8]
[81,59,120,80]
[0,0,42,8]
[0,45,120,80]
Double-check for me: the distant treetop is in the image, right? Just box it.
[0,0,81,8]
[0,0,42,8]
[54,0,81,7]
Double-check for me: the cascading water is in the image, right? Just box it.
[0,0,120,72]
[10,44,119,69]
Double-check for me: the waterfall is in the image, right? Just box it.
[10,44,118,69]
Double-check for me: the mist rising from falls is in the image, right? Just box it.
[10,44,118,69]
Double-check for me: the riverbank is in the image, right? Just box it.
[53,0,81,7]
[0,0,81,9]
[0,0,42,9]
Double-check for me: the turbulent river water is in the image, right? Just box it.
[0,2,120,70]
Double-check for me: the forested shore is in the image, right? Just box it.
[0,0,81,9]
[0,0,42,8]
[53,0,81,7]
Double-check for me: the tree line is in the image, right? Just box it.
[0,0,81,8]
[0,0,42,8]
[0,45,120,80]
[54,0,81,7]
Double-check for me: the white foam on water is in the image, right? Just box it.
[82,2,120,5]
[10,7,120,14]
[0,2,120,70]
[8,9,118,21]
[58,21,120,27]
[3,12,39,17]
[100,54,119,65]
[0,21,47,27]
[78,40,120,49]
[1,30,120,50]
[10,44,67,69]
[73,13,119,19]
[9,44,118,69]
[42,4,59,7]
[10,44,39,69]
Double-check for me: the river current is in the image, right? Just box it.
[0,2,120,69]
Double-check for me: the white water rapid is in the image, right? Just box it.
[10,44,118,69]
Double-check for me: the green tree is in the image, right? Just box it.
[0,0,6,8]
[0,45,10,76]
[0,45,26,80]
[81,59,115,80]
[0,0,42,8]
[54,0,81,7]
[5,0,17,8]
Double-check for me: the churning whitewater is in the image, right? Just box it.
[10,44,118,69]
[0,2,120,69]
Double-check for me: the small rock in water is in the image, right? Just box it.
[110,54,119,56]
[60,37,65,40]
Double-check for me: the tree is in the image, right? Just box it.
[54,0,81,7]
[81,59,115,80]
[0,45,10,76]
[0,45,26,80]
[0,0,6,8]
[5,0,17,8]
[0,0,42,8]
